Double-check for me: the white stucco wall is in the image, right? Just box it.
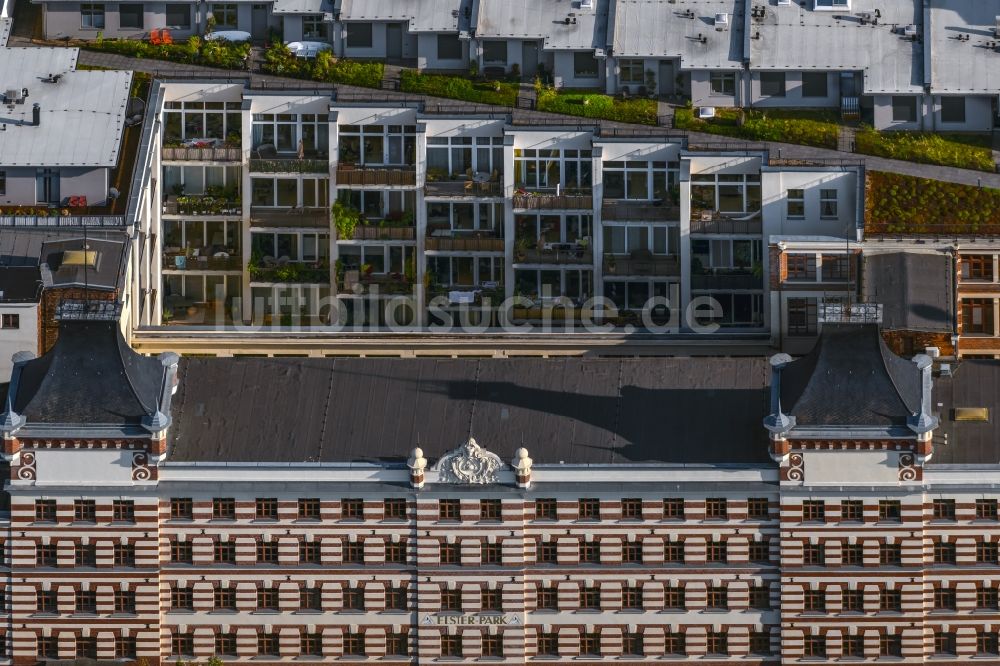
[0,303,38,382]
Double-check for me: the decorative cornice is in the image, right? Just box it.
[433,438,504,485]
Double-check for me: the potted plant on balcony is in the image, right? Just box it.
[332,200,362,239]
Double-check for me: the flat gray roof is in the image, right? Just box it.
[863,251,954,333]
[272,0,332,15]
[928,0,1000,95]
[476,0,609,51]
[612,0,744,69]
[338,0,470,33]
[0,48,132,167]
[749,0,922,94]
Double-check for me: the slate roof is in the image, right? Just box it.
[932,360,1000,465]
[863,252,955,333]
[8,320,168,429]
[167,356,772,465]
[779,324,921,428]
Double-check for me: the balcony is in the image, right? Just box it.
[515,241,593,265]
[603,252,680,277]
[424,173,503,197]
[250,260,330,284]
[250,207,329,228]
[428,285,506,305]
[691,270,761,290]
[163,195,241,217]
[426,231,504,252]
[163,252,242,272]
[349,225,416,241]
[512,190,594,211]
[0,208,125,227]
[602,200,680,222]
[162,146,242,162]
[690,211,762,235]
[336,165,416,187]
[339,271,415,295]
[249,158,329,174]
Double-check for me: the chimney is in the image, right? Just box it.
[32,103,40,127]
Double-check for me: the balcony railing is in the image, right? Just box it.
[250,207,329,227]
[516,244,593,265]
[424,180,504,198]
[602,201,680,221]
[603,254,680,276]
[163,253,242,271]
[339,272,415,295]
[0,213,125,227]
[336,165,417,187]
[690,212,762,234]
[350,225,416,241]
[426,234,504,252]
[250,158,329,174]
[512,192,594,210]
[691,271,761,290]
[163,196,241,216]
[162,146,242,162]
[250,262,330,284]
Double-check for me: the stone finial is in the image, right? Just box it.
[408,447,427,489]
[512,447,533,489]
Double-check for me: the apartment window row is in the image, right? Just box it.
[537,630,772,657]
[34,542,137,567]
[794,499,921,523]
[785,187,839,219]
[170,631,409,658]
[37,635,137,660]
[536,538,772,565]
[34,499,135,523]
[168,497,408,521]
[803,633,902,659]
[169,585,409,612]
[795,541,904,566]
[35,589,136,615]
[929,498,1000,521]
[534,583,770,612]
[169,538,408,565]
[532,497,771,521]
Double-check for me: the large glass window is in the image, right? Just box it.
[338,124,417,166]
[426,136,503,179]
[801,72,828,98]
[119,4,143,28]
[514,148,593,192]
[482,41,507,65]
[251,177,328,207]
[210,3,237,29]
[437,34,463,60]
[515,213,593,246]
[573,52,600,79]
[514,269,592,300]
[619,59,644,85]
[80,3,105,29]
[164,101,242,143]
[892,96,917,123]
[759,72,786,97]
[426,202,501,233]
[710,72,736,96]
[302,14,326,39]
[603,225,677,255]
[427,256,502,287]
[941,97,966,124]
[345,23,373,48]
[165,3,191,29]
[602,160,679,201]
[690,173,761,213]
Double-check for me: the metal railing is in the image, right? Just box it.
[690,272,761,290]
[0,214,126,227]
[162,146,242,161]
[350,225,416,241]
[163,254,242,271]
[512,193,594,210]
[424,180,504,197]
[867,224,1000,238]
[425,235,504,252]
[336,165,417,187]
[250,158,329,174]
[250,207,329,227]
[163,197,241,216]
[601,201,679,221]
[516,248,594,265]
[690,216,763,234]
[603,255,680,276]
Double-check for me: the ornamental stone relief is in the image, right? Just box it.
[433,438,504,484]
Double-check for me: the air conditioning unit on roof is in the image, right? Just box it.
[777,0,791,6]
[715,12,729,30]
[903,24,918,38]
[580,0,593,9]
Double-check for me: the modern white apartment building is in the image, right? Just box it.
[135,79,865,343]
